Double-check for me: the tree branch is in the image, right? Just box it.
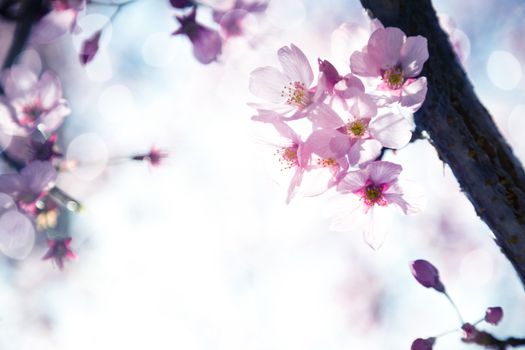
[359,0,525,288]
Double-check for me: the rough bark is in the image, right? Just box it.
[359,0,525,287]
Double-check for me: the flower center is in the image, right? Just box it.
[20,100,44,126]
[382,66,404,90]
[361,183,387,207]
[346,120,367,137]
[317,157,337,167]
[275,144,299,170]
[281,81,312,109]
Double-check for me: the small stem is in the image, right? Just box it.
[444,292,464,325]
[433,326,460,339]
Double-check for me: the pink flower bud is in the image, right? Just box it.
[484,307,503,325]
[411,337,435,350]
[461,323,479,342]
[410,260,445,292]
[80,31,101,65]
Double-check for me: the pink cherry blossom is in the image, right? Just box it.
[42,237,77,270]
[0,161,57,215]
[0,65,70,136]
[350,26,429,112]
[173,8,222,64]
[249,44,319,116]
[252,110,310,203]
[212,1,268,38]
[304,90,412,166]
[484,306,503,325]
[132,146,169,167]
[331,161,422,249]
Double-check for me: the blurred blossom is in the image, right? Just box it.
[173,8,223,64]
[484,306,503,325]
[0,161,57,215]
[31,0,85,44]
[42,237,77,270]
[169,0,195,9]
[213,1,268,38]
[79,30,102,65]
[410,259,445,293]
[131,146,169,167]
[0,65,70,137]
[411,337,435,350]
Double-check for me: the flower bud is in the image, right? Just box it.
[484,306,503,325]
[411,337,435,350]
[410,260,445,292]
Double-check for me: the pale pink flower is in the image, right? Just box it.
[173,8,222,64]
[42,237,77,270]
[350,27,429,112]
[212,0,268,38]
[0,65,70,136]
[331,161,423,249]
[249,44,319,116]
[304,90,412,166]
[0,161,57,215]
[0,193,35,260]
[252,110,310,203]
[132,146,169,167]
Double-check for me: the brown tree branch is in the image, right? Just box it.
[359,0,525,288]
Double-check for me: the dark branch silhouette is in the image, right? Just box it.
[359,0,525,288]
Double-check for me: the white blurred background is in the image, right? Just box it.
[1,0,525,349]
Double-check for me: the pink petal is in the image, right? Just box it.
[347,92,377,119]
[286,168,304,204]
[22,160,57,193]
[400,36,429,77]
[369,113,412,149]
[401,77,428,113]
[0,194,16,216]
[249,67,289,104]
[367,161,402,185]
[363,205,391,250]
[252,110,299,142]
[350,50,380,77]
[367,27,405,69]
[30,9,77,44]
[393,180,426,215]
[347,139,382,166]
[1,65,38,99]
[278,44,313,86]
[38,101,70,133]
[0,174,23,195]
[329,195,365,232]
[0,211,35,260]
[305,129,349,159]
[37,71,62,109]
[337,168,368,194]
[305,103,344,129]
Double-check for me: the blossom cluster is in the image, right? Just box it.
[0,64,167,268]
[249,21,428,249]
[171,0,268,64]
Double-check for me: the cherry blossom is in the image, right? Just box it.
[350,26,429,112]
[249,44,319,116]
[0,65,70,136]
[42,237,77,270]
[0,161,57,215]
[31,0,85,44]
[331,161,422,249]
[173,8,223,64]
